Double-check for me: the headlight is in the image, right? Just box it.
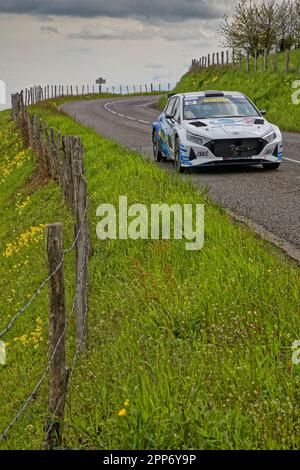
[186,131,207,145]
[263,131,276,143]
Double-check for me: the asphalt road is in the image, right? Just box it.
[62,95,300,258]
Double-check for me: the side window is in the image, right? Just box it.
[166,98,176,115]
[173,98,181,122]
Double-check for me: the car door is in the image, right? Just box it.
[171,98,182,157]
[161,97,177,157]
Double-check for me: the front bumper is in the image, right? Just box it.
[179,139,283,167]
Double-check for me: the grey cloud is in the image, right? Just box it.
[40,25,59,34]
[67,26,153,41]
[146,64,164,70]
[67,20,218,43]
[0,0,233,21]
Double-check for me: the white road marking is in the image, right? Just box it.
[285,157,300,165]
[104,99,151,125]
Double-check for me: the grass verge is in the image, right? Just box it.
[0,102,300,449]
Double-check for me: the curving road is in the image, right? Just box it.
[62,95,300,259]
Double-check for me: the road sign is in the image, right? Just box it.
[96,77,106,93]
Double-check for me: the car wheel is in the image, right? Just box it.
[174,138,184,173]
[262,163,280,170]
[153,133,163,162]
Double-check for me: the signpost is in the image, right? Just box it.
[96,77,106,93]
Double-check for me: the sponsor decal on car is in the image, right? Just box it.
[203,97,230,103]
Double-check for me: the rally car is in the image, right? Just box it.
[152,91,283,172]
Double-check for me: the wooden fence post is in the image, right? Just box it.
[11,94,19,120]
[273,48,278,72]
[264,49,268,71]
[246,51,250,73]
[239,52,242,71]
[62,136,75,213]
[285,48,290,73]
[72,138,89,352]
[44,223,68,450]
[254,51,257,72]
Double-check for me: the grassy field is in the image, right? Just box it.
[0,99,300,449]
[159,49,300,133]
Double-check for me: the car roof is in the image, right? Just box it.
[171,91,246,99]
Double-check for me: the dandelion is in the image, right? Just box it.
[31,317,43,345]
[14,334,28,344]
[118,408,127,417]
[3,225,45,257]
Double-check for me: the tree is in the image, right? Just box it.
[219,0,299,55]
[276,1,299,50]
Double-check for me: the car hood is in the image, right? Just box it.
[183,117,274,139]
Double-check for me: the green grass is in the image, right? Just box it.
[159,49,300,133]
[0,101,300,450]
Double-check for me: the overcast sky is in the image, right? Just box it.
[0,0,236,109]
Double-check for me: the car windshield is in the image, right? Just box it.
[183,95,260,120]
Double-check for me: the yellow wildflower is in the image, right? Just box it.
[3,225,45,257]
[118,408,127,417]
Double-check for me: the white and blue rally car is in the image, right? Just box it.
[152,91,283,172]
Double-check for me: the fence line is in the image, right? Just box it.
[18,82,171,106]
[190,46,300,74]
[0,89,90,447]
[44,238,89,449]
[0,239,88,444]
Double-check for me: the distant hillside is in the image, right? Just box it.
[161,49,300,133]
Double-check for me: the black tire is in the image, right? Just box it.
[262,162,280,170]
[174,137,184,173]
[153,133,163,162]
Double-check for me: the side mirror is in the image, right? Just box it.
[260,109,267,116]
[165,113,175,120]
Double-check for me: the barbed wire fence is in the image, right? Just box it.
[0,90,90,448]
